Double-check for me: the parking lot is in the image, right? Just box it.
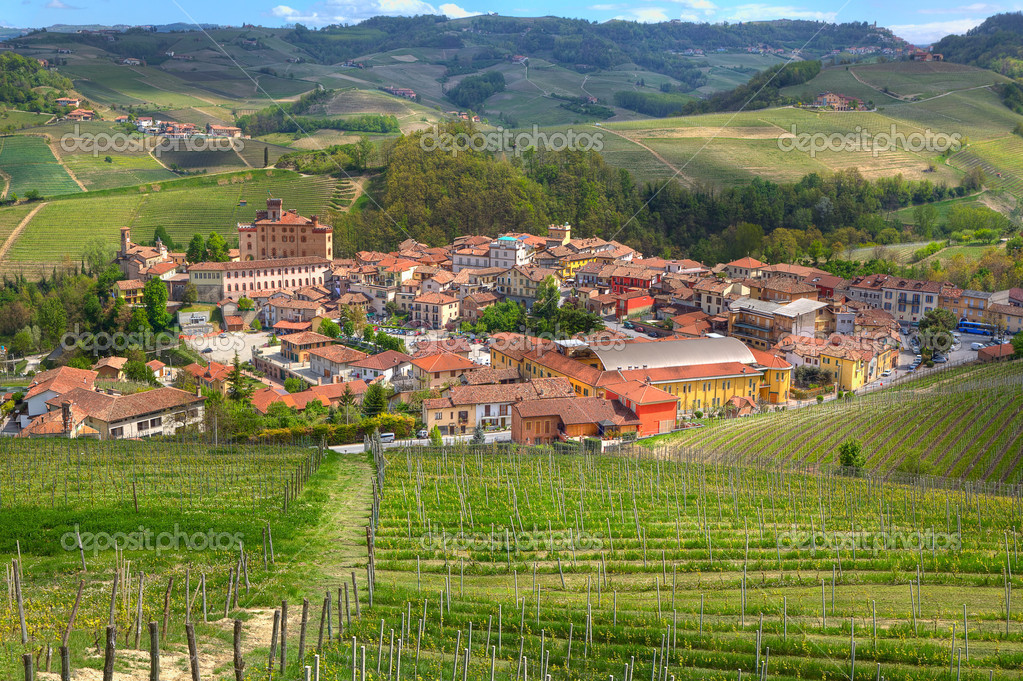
[187,331,270,364]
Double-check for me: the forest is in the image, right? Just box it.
[331,123,998,269]
[0,53,75,113]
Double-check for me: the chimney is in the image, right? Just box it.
[311,215,319,228]
[61,400,72,434]
[195,385,202,398]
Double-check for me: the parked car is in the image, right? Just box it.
[971,342,984,351]
[648,332,659,338]
[201,347,213,353]
[379,432,395,443]
[933,355,947,364]
[623,321,634,329]
[881,369,892,377]
[417,429,428,439]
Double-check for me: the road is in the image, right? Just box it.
[329,430,511,454]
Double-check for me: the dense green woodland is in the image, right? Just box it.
[934,12,1023,78]
[333,124,992,264]
[0,53,74,113]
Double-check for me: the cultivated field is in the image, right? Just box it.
[0,438,347,679]
[664,361,1023,483]
[0,135,82,198]
[0,169,339,275]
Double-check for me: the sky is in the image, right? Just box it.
[3,0,1021,44]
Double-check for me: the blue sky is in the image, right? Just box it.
[4,0,1020,44]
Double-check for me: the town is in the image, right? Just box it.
[7,195,1019,444]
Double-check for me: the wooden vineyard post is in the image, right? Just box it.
[186,623,200,681]
[162,577,174,640]
[280,600,288,676]
[149,622,160,681]
[22,653,32,681]
[102,624,116,681]
[63,579,84,648]
[14,560,27,644]
[234,619,246,681]
[60,646,70,681]
[299,598,309,664]
[269,609,281,679]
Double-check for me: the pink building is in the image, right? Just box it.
[188,256,331,302]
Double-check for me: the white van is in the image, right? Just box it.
[970,342,984,351]
[379,432,395,443]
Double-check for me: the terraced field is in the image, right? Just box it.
[0,169,339,274]
[661,361,1023,483]
[0,135,82,198]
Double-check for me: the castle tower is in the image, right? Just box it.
[547,222,571,246]
[120,226,131,257]
[267,198,283,222]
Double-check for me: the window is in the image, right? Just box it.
[110,427,123,438]
[151,417,162,427]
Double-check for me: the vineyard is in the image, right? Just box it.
[0,136,82,199]
[666,360,1023,483]
[4,427,1023,680]
[0,437,343,679]
[0,169,339,275]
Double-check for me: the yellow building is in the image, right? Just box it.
[775,335,899,392]
[488,334,792,412]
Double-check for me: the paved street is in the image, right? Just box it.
[187,331,269,364]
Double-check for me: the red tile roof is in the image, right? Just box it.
[411,352,477,373]
[25,366,98,400]
[308,345,369,364]
[349,350,413,371]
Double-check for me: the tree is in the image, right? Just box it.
[127,306,151,334]
[186,233,207,263]
[83,237,114,274]
[530,275,561,333]
[10,328,34,356]
[152,226,175,251]
[228,353,254,402]
[205,232,230,262]
[429,425,443,446]
[142,278,171,330]
[1006,236,1023,258]
[318,318,341,338]
[476,300,526,333]
[362,382,388,417]
[36,297,67,346]
[838,439,864,470]
[124,359,157,385]
[182,282,198,305]
[251,318,262,332]
[918,308,957,347]
[1012,332,1023,359]
[284,377,305,393]
[362,325,375,343]
[470,423,486,445]
[237,297,254,311]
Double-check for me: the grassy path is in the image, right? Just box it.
[0,200,46,262]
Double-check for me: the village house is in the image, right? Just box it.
[93,356,127,381]
[411,352,477,390]
[20,366,98,429]
[44,386,205,440]
[307,344,370,382]
[411,292,460,330]
[723,257,766,280]
[112,279,145,305]
[423,377,574,435]
[511,396,640,444]
[348,350,414,385]
[206,123,243,137]
[496,265,562,310]
[182,361,231,396]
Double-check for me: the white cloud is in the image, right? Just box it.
[665,0,717,14]
[438,3,482,18]
[613,7,670,21]
[46,0,81,8]
[918,3,1001,14]
[889,18,986,42]
[589,3,627,9]
[726,4,836,21]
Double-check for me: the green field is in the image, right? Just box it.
[0,438,344,679]
[0,169,339,272]
[661,361,1023,482]
[0,203,35,248]
[0,135,82,198]
[0,110,54,132]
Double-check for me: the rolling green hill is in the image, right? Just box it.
[659,360,1023,482]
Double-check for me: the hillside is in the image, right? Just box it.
[659,360,1023,482]
[933,12,1023,78]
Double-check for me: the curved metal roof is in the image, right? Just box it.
[593,337,756,371]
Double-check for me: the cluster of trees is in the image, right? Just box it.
[237,109,399,137]
[288,16,461,64]
[446,72,505,110]
[933,13,1023,71]
[613,90,695,118]
[336,126,995,267]
[275,139,374,174]
[0,53,75,113]
[185,232,231,263]
[470,280,603,337]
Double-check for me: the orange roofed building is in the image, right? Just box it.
[239,198,332,260]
